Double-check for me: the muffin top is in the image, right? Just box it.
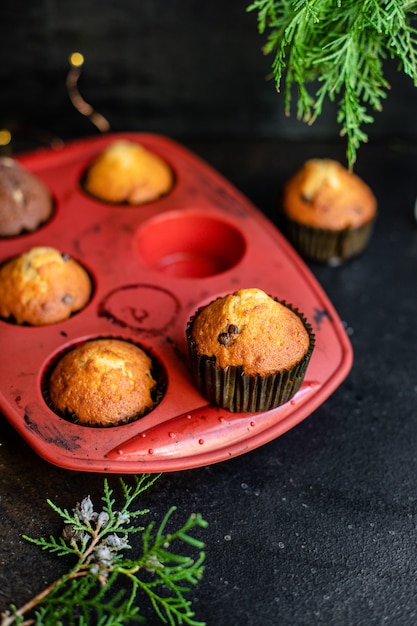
[49,339,156,426]
[84,140,174,204]
[0,157,53,236]
[283,159,376,230]
[190,288,311,376]
[0,246,92,325]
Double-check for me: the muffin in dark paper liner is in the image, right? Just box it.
[282,158,377,264]
[186,288,315,413]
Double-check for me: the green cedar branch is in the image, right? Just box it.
[1,474,208,626]
[247,0,417,168]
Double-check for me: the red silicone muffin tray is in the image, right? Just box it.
[0,132,353,473]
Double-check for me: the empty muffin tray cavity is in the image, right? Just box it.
[0,132,353,472]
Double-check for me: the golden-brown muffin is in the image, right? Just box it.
[49,339,157,426]
[282,158,377,262]
[84,140,174,204]
[0,157,53,237]
[187,288,314,412]
[190,288,310,376]
[0,246,92,325]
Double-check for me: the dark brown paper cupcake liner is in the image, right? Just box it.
[284,216,375,263]
[186,299,315,413]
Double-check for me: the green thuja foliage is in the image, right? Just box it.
[247,0,417,168]
[1,474,207,626]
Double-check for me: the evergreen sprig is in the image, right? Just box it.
[247,0,417,168]
[0,474,208,626]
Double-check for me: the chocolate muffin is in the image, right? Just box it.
[282,158,377,263]
[186,288,315,412]
[83,140,174,204]
[0,157,53,236]
[0,246,92,325]
[48,338,157,426]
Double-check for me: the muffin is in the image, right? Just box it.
[0,157,53,236]
[186,288,315,412]
[282,158,377,263]
[83,140,174,204]
[0,246,92,325]
[48,338,157,426]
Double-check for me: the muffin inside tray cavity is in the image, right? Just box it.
[42,337,166,428]
[137,213,246,278]
[81,140,175,205]
[0,156,55,238]
[0,247,93,326]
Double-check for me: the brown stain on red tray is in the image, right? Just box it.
[0,132,353,473]
[98,283,181,335]
[24,404,83,451]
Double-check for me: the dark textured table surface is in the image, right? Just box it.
[1,137,417,625]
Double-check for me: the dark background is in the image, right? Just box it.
[1,0,417,154]
[2,2,417,626]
